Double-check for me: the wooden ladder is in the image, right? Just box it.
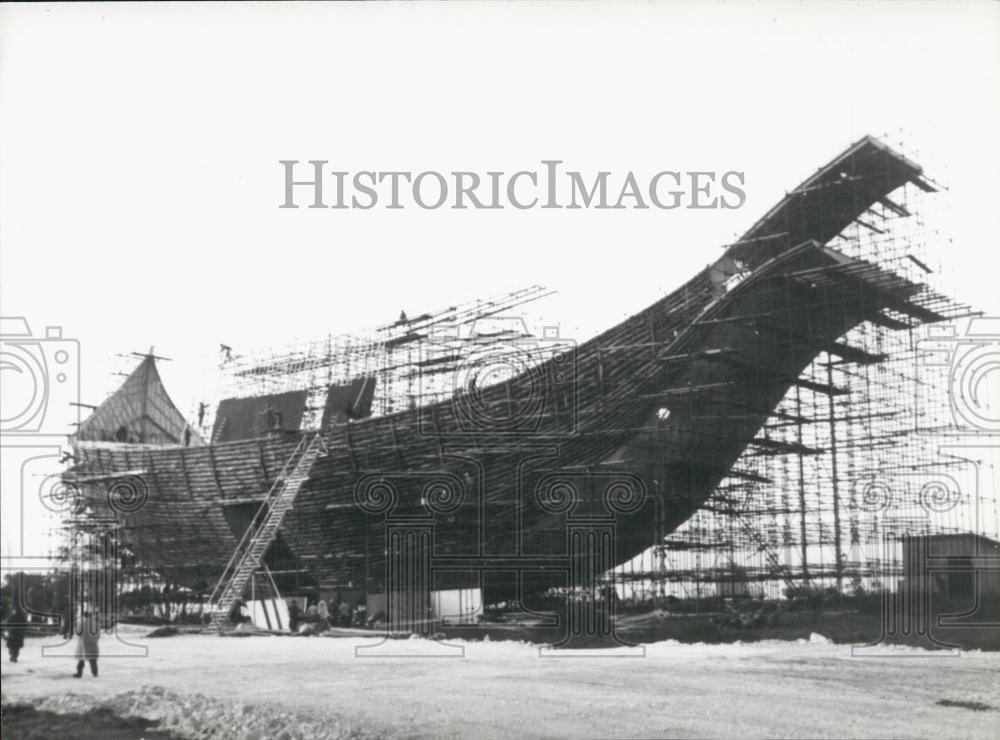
[206,433,328,628]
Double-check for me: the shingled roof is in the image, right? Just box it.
[75,356,202,446]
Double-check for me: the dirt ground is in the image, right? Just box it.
[0,703,184,740]
[2,626,998,739]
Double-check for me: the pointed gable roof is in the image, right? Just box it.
[75,356,202,446]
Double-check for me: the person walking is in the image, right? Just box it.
[3,605,27,663]
[73,609,101,678]
[317,598,330,630]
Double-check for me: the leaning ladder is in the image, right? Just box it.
[206,433,328,628]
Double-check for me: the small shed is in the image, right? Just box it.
[901,533,1000,600]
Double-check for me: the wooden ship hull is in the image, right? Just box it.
[65,136,955,603]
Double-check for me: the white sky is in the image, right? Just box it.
[2,1,999,557]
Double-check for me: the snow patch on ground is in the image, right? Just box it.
[4,631,998,738]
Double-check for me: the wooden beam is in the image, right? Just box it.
[827,341,887,366]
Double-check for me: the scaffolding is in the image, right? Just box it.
[197,285,571,439]
[611,136,997,605]
[187,135,995,606]
[62,134,998,619]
